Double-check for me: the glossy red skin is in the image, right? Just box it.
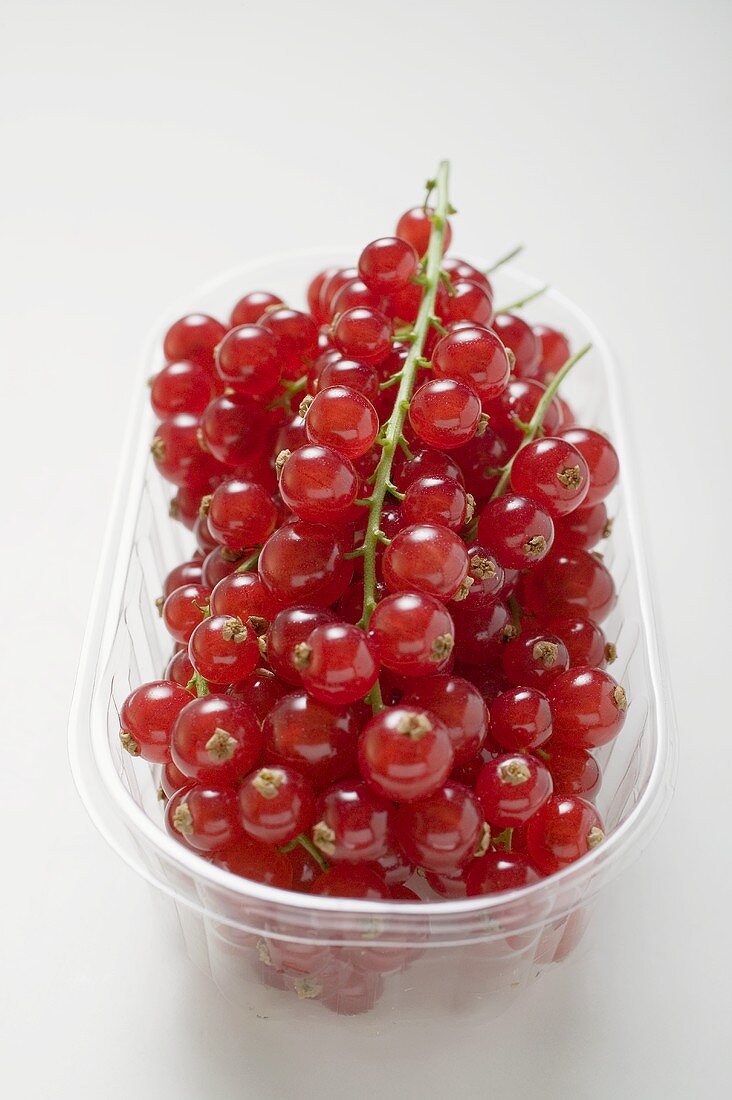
[163,313,226,372]
[263,691,359,789]
[424,864,470,898]
[438,279,494,327]
[200,547,248,588]
[486,379,564,450]
[162,583,211,643]
[331,307,392,365]
[432,325,510,401]
[210,571,282,624]
[239,766,316,845]
[452,427,509,502]
[558,428,619,505]
[309,866,391,900]
[188,614,259,684]
[315,357,380,407]
[320,266,358,320]
[396,782,484,873]
[165,648,195,689]
[395,206,452,255]
[543,745,601,799]
[475,753,553,828]
[171,694,262,784]
[540,615,607,668]
[120,680,192,764]
[228,668,289,725]
[403,675,488,765]
[266,606,337,685]
[359,236,419,293]
[463,545,506,606]
[315,781,394,863]
[161,757,188,798]
[230,291,283,327]
[502,630,570,689]
[466,851,541,896]
[260,308,319,379]
[279,444,358,525]
[392,446,465,492]
[442,257,492,292]
[330,278,385,316]
[305,385,379,460]
[215,324,281,396]
[526,795,604,874]
[521,548,617,622]
[194,510,219,553]
[162,559,204,600]
[492,313,541,378]
[206,480,278,550]
[151,414,215,489]
[490,687,553,752]
[554,501,609,551]
[533,325,570,380]
[510,437,591,518]
[408,377,482,450]
[337,578,387,625]
[214,835,293,889]
[548,667,627,748]
[358,705,454,803]
[307,267,338,325]
[451,597,510,666]
[288,842,322,892]
[200,393,267,467]
[402,475,468,531]
[368,592,455,677]
[300,623,379,705]
[151,360,213,419]
[478,494,555,571]
[166,782,243,853]
[258,521,354,607]
[383,523,469,600]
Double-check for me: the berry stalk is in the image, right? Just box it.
[490,342,592,500]
[359,160,451,639]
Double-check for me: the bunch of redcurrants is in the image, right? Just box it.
[124,170,625,904]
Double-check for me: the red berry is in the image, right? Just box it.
[392,446,465,492]
[305,385,379,460]
[151,360,213,419]
[119,680,192,763]
[475,753,553,828]
[230,291,284,327]
[210,571,282,625]
[331,277,385,316]
[451,597,511,666]
[263,691,359,789]
[403,675,488,765]
[548,667,627,748]
[258,522,353,607]
[533,325,570,380]
[215,324,281,396]
[395,206,452,255]
[503,630,570,689]
[558,428,619,505]
[163,314,226,372]
[359,236,420,294]
[150,415,213,488]
[313,781,394,863]
[331,307,392,365]
[278,444,358,524]
[161,559,204,601]
[260,307,319,378]
[477,494,554,570]
[309,865,391,899]
[165,649,195,689]
[438,278,494,327]
[489,687,553,752]
[382,524,469,600]
[521,548,616,622]
[162,583,211,643]
[432,325,510,401]
[297,622,379,705]
[408,377,482,450]
[171,695,262,783]
[543,746,601,799]
[199,393,267,467]
[188,614,259,684]
[265,606,337,685]
[358,705,454,802]
[540,615,608,668]
[228,667,288,725]
[554,501,609,551]
[396,782,485,873]
[510,437,590,518]
[314,357,380,406]
[466,850,540,896]
[239,766,316,845]
[526,795,605,874]
[368,592,455,677]
[160,757,188,798]
[214,835,293,888]
[402,475,470,531]
[206,480,278,550]
[492,313,541,378]
[166,782,242,853]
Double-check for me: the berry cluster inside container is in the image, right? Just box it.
[126,162,625,929]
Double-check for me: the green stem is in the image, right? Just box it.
[359,161,451,645]
[490,343,592,499]
[186,671,210,697]
[279,833,329,872]
[496,284,549,314]
[484,244,524,275]
[235,549,261,573]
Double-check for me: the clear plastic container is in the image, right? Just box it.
[68,248,677,1025]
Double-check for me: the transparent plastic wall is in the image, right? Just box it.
[70,251,676,1027]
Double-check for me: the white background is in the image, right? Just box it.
[1,1,730,1096]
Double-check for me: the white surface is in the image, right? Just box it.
[0,1,729,1096]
